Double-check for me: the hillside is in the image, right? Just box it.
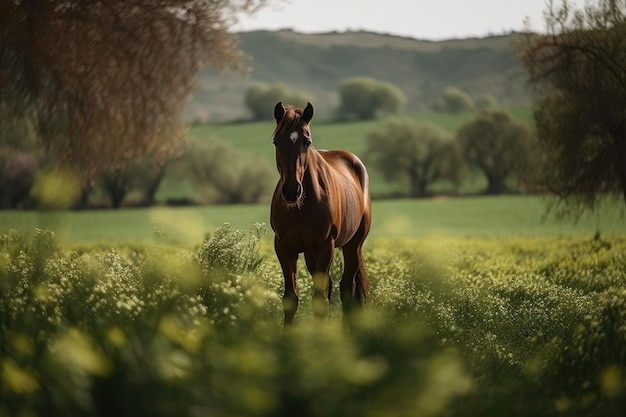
[185,30,531,121]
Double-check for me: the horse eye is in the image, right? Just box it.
[272,138,278,147]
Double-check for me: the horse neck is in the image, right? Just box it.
[303,147,330,201]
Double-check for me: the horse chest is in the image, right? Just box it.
[271,205,336,250]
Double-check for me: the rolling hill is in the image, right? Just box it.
[185,30,532,122]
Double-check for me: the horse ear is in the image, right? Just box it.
[274,102,285,123]
[302,102,314,124]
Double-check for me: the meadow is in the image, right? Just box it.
[1,195,625,243]
[1,193,626,416]
[3,107,625,416]
[1,221,625,417]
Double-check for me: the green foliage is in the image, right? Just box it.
[475,94,498,110]
[435,86,475,113]
[457,109,535,194]
[1,226,625,416]
[171,139,274,204]
[337,77,405,120]
[244,82,312,120]
[197,222,266,277]
[365,119,462,197]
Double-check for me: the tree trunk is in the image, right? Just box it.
[141,166,165,207]
[75,186,92,210]
[486,174,506,195]
[409,176,428,198]
[102,170,129,209]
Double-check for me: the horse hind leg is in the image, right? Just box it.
[340,213,371,320]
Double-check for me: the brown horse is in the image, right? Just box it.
[270,101,371,325]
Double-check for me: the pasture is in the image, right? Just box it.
[1,195,623,243]
[1,221,625,416]
[1,194,626,416]
[2,106,625,416]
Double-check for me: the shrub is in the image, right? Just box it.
[337,77,405,120]
[244,83,311,120]
[435,86,475,113]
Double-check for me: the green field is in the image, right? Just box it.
[1,196,624,243]
[1,223,625,416]
[3,106,625,417]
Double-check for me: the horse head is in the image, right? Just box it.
[272,101,314,206]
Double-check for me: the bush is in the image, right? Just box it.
[172,140,274,204]
[244,83,311,120]
[337,77,405,120]
[435,86,475,113]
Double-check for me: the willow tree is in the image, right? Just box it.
[0,0,265,174]
[515,0,626,209]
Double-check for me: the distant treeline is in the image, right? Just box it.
[2,105,539,210]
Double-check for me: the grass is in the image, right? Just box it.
[1,196,624,243]
[1,225,625,417]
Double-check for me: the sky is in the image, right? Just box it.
[235,0,586,40]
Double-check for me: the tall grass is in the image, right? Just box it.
[1,225,625,416]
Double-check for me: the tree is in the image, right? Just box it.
[435,86,475,113]
[135,164,166,207]
[175,140,274,204]
[97,160,166,208]
[475,94,498,110]
[244,83,311,120]
[0,0,265,174]
[365,119,461,197]
[457,110,534,195]
[515,0,626,209]
[337,77,405,120]
[100,168,131,209]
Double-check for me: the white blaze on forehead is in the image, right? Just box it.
[289,131,299,144]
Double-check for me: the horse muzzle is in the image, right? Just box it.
[281,182,303,204]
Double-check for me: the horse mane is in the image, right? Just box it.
[273,105,311,139]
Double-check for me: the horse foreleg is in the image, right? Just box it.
[305,242,334,319]
[275,237,299,325]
